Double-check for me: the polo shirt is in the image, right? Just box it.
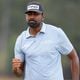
[14,22,73,80]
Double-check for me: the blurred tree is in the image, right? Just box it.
[0,0,11,73]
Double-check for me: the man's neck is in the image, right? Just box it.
[29,26,41,36]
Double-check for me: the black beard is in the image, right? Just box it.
[27,20,40,28]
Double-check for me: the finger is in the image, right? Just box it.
[12,62,22,69]
[12,59,21,63]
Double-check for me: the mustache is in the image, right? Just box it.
[28,20,36,22]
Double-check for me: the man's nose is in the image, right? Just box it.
[30,13,35,18]
[30,15,35,19]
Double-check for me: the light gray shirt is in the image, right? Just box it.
[14,23,73,80]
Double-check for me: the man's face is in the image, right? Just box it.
[25,11,44,28]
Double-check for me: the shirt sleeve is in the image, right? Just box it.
[57,28,74,55]
[14,35,24,62]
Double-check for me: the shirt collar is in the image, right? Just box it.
[26,22,46,38]
[40,22,46,33]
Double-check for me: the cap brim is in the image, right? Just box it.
[25,9,43,14]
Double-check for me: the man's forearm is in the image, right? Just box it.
[68,49,79,80]
[71,57,79,80]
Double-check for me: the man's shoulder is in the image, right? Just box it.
[16,30,26,40]
[20,30,26,36]
[44,23,62,32]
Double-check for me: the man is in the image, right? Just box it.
[12,1,79,80]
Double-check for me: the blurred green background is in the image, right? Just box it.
[0,0,80,80]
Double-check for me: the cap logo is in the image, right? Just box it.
[27,5,39,10]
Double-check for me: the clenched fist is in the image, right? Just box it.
[12,58,24,76]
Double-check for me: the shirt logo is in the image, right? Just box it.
[27,5,39,10]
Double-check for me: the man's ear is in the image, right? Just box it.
[42,13,45,21]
